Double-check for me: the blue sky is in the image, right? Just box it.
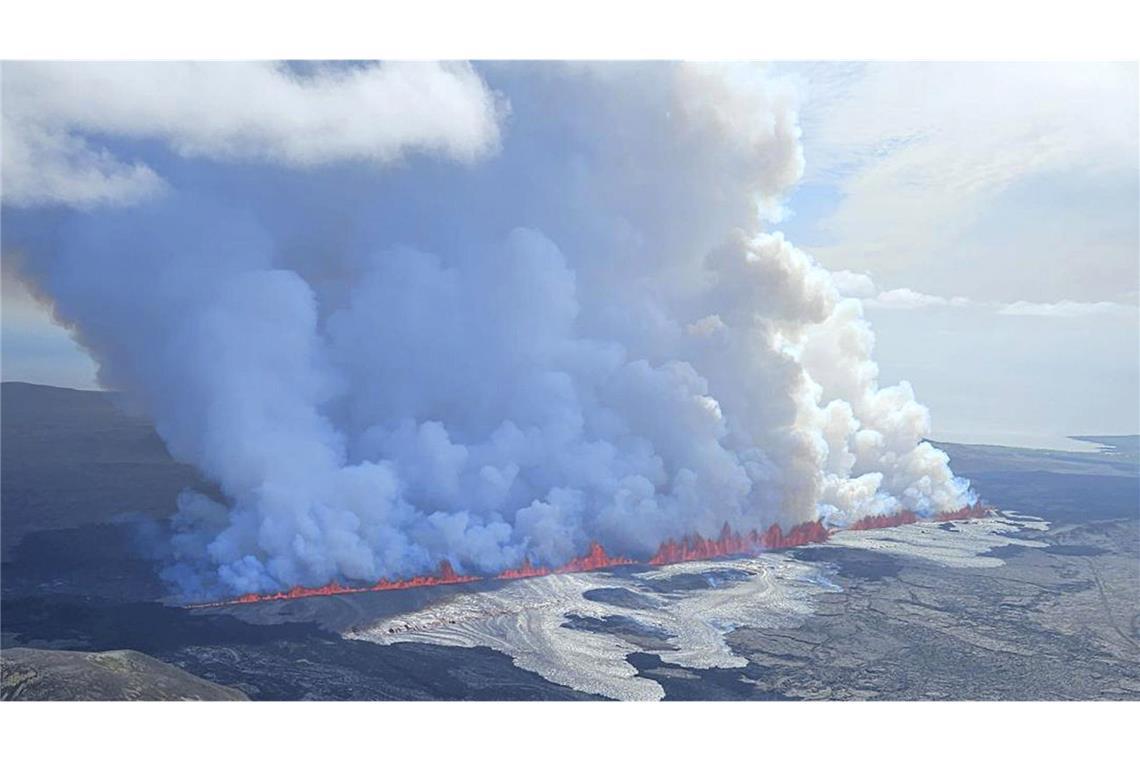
[2,62,1137,447]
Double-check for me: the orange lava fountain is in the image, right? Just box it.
[848,502,990,531]
[648,520,831,565]
[495,542,635,580]
[848,510,920,531]
[189,503,992,608]
[188,560,479,608]
[936,503,991,521]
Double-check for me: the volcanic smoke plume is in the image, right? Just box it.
[4,62,974,598]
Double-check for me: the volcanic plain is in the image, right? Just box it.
[2,382,1137,700]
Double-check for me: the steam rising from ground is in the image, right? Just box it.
[3,62,973,598]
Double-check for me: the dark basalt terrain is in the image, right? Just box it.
[634,518,1139,700]
[1,647,248,701]
[2,381,1138,700]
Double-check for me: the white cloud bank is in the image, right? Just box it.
[1,61,504,207]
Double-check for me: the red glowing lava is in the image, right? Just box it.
[495,542,635,580]
[190,560,479,608]
[648,520,832,565]
[367,559,479,592]
[937,503,991,521]
[557,541,635,573]
[849,502,991,532]
[191,502,993,608]
[650,523,751,565]
[495,557,551,580]
[848,510,920,531]
[764,520,833,549]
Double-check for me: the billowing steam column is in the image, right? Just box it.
[9,62,977,602]
[192,504,992,608]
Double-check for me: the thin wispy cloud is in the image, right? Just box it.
[996,299,1138,318]
[846,273,1137,317]
[865,288,970,310]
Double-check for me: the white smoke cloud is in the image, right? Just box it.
[6,62,973,598]
[829,270,876,299]
[1,61,504,207]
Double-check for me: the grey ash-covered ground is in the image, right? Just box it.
[2,382,1137,700]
